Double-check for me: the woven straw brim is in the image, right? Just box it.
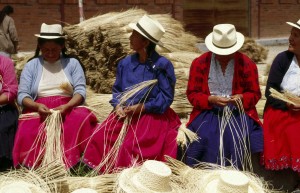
[0,180,47,193]
[71,188,97,193]
[196,170,265,193]
[117,167,179,193]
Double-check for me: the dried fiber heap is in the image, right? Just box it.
[63,8,201,95]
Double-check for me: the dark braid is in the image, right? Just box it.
[146,41,156,66]
[28,37,86,73]
[0,5,13,24]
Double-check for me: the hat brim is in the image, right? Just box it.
[200,171,264,193]
[128,23,164,46]
[118,167,178,193]
[286,22,300,30]
[205,32,244,55]
[34,34,66,39]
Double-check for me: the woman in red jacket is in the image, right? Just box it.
[185,24,263,169]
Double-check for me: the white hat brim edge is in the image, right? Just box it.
[205,32,245,55]
[286,22,300,30]
[128,23,164,47]
[34,34,66,39]
[202,171,264,193]
[118,167,177,193]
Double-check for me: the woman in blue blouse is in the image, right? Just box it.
[83,15,180,172]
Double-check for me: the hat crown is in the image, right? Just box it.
[134,160,172,192]
[212,24,237,48]
[217,171,249,193]
[130,15,165,45]
[40,23,63,35]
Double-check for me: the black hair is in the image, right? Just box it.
[28,37,86,73]
[0,5,14,24]
[146,41,156,66]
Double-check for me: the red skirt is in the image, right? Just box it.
[83,108,180,173]
[262,106,300,171]
[13,96,98,169]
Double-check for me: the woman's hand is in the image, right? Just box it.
[208,95,230,107]
[287,102,300,111]
[116,104,126,118]
[36,103,51,116]
[53,104,71,115]
[124,104,145,116]
[229,94,243,106]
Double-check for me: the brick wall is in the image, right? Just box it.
[3,0,300,51]
[250,0,300,39]
[1,0,182,51]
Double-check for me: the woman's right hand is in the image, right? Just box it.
[115,104,126,118]
[287,102,300,111]
[208,95,230,107]
[37,103,51,116]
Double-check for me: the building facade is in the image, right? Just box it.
[1,0,299,51]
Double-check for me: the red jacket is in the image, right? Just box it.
[186,52,262,126]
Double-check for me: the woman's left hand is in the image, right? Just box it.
[53,104,70,115]
[124,104,145,116]
[229,94,243,106]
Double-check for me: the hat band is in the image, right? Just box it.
[295,22,300,28]
[212,41,237,49]
[136,23,159,44]
[39,32,63,36]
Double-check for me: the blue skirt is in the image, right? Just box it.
[186,108,263,168]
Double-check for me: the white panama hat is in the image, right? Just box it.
[35,23,66,39]
[71,188,97,193]
[118,160,178,193]
[286,19,300,30]
[201,170,265,193]
[129,15,165,46]
[205,24,245,55]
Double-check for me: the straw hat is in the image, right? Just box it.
[205,24,245,55]
[118,160,179,193]
[287,19,300,30]
[201,170,264,193]
[129,15,165,46]
[35,23,65,39]
[0,180,47,193]
[71,188,97,193]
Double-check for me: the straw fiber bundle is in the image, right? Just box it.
[240,37,269,63]
[64,8,202,95]
[269,88,300,105]
[66,173,117,193]
[0,161,67,193]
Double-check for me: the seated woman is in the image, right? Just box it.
[83,15,180,172]
[13,23,98,169]
[0,55,18,171]
[185,24,263,169]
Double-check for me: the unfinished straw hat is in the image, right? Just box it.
[205,24,245,55]
[35,23,65,39]
[0,180,46,193]
[118,160,178,193]
[287,19,300,30]
[71,188,97,193]
[202,170,264,193]
[129,15,165,46]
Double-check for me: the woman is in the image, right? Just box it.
[83,15,180,172]
[13,23,98,169]
[0,5,18,57]
[0,55,18,171]
[263,19,300,191]
[185,24,263,169]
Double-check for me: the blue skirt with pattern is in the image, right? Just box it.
[185,108,263,169]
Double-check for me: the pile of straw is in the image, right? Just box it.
[240,37,269,63]
[63,8,202,95]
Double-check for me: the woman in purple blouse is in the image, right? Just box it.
[83,15,180,172]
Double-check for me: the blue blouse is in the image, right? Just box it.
[110,51,176,114]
